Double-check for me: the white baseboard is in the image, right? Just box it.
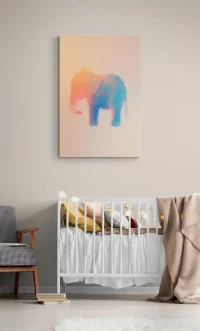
[19,286,65,294]
[0,286,64,294]
[1,285,200,296]
[63,285,160,295]
[64,285,200,295]
[0,285,158,295]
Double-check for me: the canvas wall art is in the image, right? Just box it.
[59,35,140,157]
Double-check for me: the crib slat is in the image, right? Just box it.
[138,202,141,276]
[66,201,69,274]
[155,202,159,276]
[153,202,156,228]
[111,202,114,274]
[93,202,96,274]
[75,202,78,274]
[146,202,150,274]
[129,201,131,274]
[102,202,105,274]
[120,202,123,274]
[84,203,87,275]
[57,200,61,294]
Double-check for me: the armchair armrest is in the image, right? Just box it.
[18,227,39,234]
[17,227,39,248]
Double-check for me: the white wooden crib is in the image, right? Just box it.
[57,191,164,294]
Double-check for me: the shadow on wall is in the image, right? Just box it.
[0,203,57,293]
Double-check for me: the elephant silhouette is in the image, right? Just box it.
[69,68,128,127]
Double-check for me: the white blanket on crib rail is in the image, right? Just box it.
[60,228,165,289]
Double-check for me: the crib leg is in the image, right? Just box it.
[57,278,60,294]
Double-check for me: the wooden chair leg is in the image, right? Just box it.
[33,266,39,297]
[14,272,20,296]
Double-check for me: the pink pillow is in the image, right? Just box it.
[84,201,102,217]
[83,202,110,229]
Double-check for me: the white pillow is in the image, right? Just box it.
[105,208,129,229]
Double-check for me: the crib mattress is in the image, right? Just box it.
[60,227,165,289]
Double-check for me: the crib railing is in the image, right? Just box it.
[57,192,162,293]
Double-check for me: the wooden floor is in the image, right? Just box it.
[0,294,199,331]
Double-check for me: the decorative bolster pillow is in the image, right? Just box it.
[104,208,129,229]
[126,216,138,228]
[124,210,138,228]
[61,202,101,233]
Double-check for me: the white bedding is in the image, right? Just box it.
[60,227,165,289]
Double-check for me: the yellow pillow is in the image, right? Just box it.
[61,202,101,233]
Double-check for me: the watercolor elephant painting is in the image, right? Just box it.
[69,68,128,127]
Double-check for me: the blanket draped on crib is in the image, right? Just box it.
[149,194,200,304]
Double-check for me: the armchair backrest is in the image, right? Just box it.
[0,206,18,243]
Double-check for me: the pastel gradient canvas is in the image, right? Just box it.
[59,35,140,157]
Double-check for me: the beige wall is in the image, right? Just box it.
[0,0,200,291]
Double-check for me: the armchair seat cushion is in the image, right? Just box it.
[0,246,36,266]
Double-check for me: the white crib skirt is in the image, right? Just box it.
[60,227,165,289]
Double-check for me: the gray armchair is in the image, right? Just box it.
[0,206,39,296]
